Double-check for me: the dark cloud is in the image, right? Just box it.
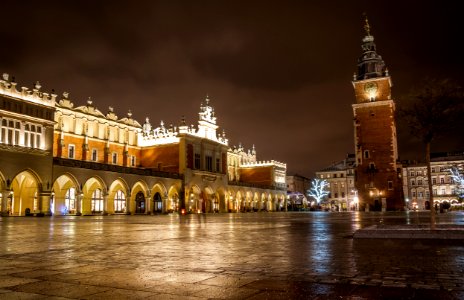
[1,0,463,177]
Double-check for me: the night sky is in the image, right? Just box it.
[1,1,463,177]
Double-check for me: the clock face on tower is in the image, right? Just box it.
[364,81,378,94]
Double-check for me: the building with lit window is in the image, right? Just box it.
[0,73,287,216]
[402,152,464,210]
[315,154,357,211]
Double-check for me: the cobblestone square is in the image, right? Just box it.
[1,212,463,299]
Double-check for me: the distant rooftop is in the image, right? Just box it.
[430,151,464,162]
[318,154,356,172]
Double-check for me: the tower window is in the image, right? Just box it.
[364,150,370,159]
[388,181,393,190]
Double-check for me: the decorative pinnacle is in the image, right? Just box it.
[127,109,132,118]
[87,97,93,106]
[364,15,371,36]
[205,94,210,105]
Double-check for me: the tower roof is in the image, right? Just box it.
[355,17,387,80]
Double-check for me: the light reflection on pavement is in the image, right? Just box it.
[0,211,463,299]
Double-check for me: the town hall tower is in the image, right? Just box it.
[352,18,403,211]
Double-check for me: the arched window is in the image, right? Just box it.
[91,189,103,213]
[65,188,76,214]
[114,190,126,213]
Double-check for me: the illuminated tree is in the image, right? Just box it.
[450,167,464,200]
[307,178,329,205]
[399,78,464,227]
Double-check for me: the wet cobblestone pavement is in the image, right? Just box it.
[1,211,463,299]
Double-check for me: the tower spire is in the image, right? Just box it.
[355,16,387,80]
[364,15,371,36]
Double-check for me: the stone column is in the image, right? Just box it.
[1,189,9,216]
[102,193,109,215]
[146,191,152,215]
[76,193,83,215]
[39,192,52,216]
[162,196,168,214]
[125,193,131,215]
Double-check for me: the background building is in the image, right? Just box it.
[402,152,464,210]
[315,154,356,211]
[286,174,311,210]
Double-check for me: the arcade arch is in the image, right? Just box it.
[186,185,201,213]
[108,178,129,214]
[81,176,106,215]
[131,181,149,214]
[151,183,167,214]
[9,170,41,216]
[167,186,180,212]
[52,174,80,215]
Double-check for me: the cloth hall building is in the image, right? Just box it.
[0,74,287,216]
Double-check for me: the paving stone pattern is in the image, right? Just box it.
[0,211,463,299]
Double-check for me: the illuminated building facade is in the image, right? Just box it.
[402,152,464,210]
[315,154,357,211]
[0,74,286,216]
[351,18,403,211]
[0,75,55,216]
